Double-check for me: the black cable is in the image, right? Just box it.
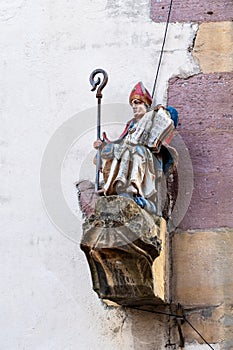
[128,306,182,318]
[151,0,173,100]
[128,306,215,350]
[183,315,215,350]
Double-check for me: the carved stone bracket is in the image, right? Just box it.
[80,194,169,307]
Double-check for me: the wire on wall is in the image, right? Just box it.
[151,0,173,100]
[129,306,215,350]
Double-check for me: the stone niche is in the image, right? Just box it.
[78,182,170,309]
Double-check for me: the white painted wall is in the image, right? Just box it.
[0,0,201,349]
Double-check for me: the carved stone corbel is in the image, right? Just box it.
[78,182,170,308]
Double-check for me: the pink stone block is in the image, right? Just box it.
[168,73,233,229]
[151,0,233,23]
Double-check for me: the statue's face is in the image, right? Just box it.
[131,99,147,120]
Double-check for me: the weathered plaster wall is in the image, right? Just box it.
[1,0,232,349]
[0,0,200,349]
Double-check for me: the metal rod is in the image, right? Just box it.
[89,69,108,191]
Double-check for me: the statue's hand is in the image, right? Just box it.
[152,104,165,112]
[93,139,104,150]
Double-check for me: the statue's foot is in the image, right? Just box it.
[133,196,146,208]
[133,195,157,215]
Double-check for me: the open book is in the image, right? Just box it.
[129,108,174,148]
